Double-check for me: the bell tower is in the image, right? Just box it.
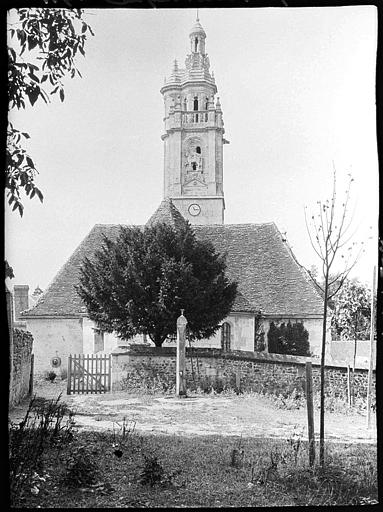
[160,17,228,225]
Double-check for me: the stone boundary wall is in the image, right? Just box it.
[10,328,33,408]
[111,346,375,398]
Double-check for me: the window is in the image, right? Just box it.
[194,37,198,52]
[193,97,198,111]
[221,322,231,352]
[196,146,201,154]
[205,97,209,110]
[183,98,187,111]
[94,329,104,353]
[192,162,197,171]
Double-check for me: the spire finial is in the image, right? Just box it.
[196,9,199,22]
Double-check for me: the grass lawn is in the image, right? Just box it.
[11,427,378,508]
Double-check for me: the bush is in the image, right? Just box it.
[120,365,175,394]
[268,321,310,356]
[45,371,57,382]
[139,455,165,486]
[61,443,99,487]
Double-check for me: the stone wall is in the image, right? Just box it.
[10,328,33,407]
[111,346,375,399]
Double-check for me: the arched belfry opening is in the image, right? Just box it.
[193,97,199,111]
[194,37,198,52]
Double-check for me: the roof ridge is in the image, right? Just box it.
[21,225,102,317]
[273,224,325,304]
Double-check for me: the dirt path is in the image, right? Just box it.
[9,380,376,445]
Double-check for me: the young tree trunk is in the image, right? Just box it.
[319,272,329,467]
[351,314,359,406]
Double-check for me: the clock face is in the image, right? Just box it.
[188,203,201,216]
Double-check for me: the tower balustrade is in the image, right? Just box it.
[182,110,209,125]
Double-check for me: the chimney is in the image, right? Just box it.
[13,285,29,321]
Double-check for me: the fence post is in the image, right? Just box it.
[108,354,112,391]
[29,354,34,396]
[347,364,352,407]
[176,310,187,397]
[235,371,241,391]
[305,362,315,467]
[366,266,376,429]
[67,354,72,395]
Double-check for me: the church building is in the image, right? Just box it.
[21,18,325,374]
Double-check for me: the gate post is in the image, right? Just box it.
[176,310,187,397]
[67,354,72,395]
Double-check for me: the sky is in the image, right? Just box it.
[5,6,379,293]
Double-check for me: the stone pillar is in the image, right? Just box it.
[176,310,187,397]
[7,288,14,405]
[14,285,29,320]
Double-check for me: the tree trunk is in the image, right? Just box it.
[351,315,358,406]
[319,273,329,467]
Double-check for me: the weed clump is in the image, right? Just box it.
[61,443,99,487]
[9,395,75,507]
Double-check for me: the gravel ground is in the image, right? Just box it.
[9,378,377,444]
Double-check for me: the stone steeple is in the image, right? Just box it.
[160,17,228,225]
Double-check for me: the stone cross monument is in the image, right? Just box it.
[176,309,188,397]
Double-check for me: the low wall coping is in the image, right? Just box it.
[111,345,373,372]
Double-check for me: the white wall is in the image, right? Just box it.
[25,317,83,375]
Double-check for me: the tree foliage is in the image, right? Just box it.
[7,7,94,215]
[267,321,310,356]
[331,278,371,342]
[77,222,238,347]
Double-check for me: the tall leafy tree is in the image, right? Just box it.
[77,223,238,347]
[7,7,94,215]
[331,278,371,366]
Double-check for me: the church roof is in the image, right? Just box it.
[22,220,323,319]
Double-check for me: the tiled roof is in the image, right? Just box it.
[22,218,323,318]
[193,223,323,316]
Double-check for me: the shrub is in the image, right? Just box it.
[61,443,99,487]
[139,455,165,486]
[268,321,310,356]
[120,365,175,395]
[45,371,57,382]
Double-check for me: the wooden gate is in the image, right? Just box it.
[67,354,111,395]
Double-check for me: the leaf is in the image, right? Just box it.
[27,38,38,51]
[59,88,65,102]
[22,132,30,139]
[28,87,40,106]
[36,189,44,202]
